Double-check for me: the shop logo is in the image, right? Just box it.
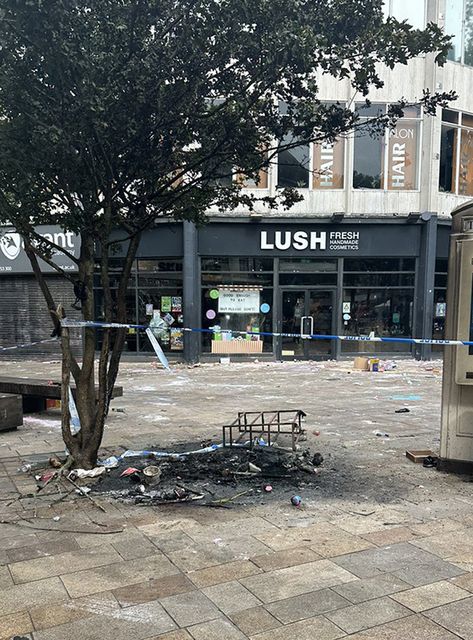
[261,231,327,251]
[0,232,22,260]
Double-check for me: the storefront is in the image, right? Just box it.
[0,216,450,361]
[94,215,448,361]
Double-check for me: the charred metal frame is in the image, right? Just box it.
[222,410,306,451]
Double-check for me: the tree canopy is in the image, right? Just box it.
[0,0,453,467]
[0,0,452,240]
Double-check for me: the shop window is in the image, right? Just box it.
[138,260,182,272]
[137,288,184,353]
[201,257,273,272]
[210,161,233,187]
[344,258,415,272]
[94,257,184,354]
[439,110,473,196]
[203,272,273,286]
[279,273,337,286]
[343,273,415,287]
[277,137,310,188]
[353,131,384,189]
[439,125,458,193]
[353,103,421,191]
[383,0,425,28]
[445,0,473,66]
[94,289,138,353]
[201,260,274,354]
[341,288,414,353]
[201,287,273,353]
[238,150,269,189]
[279,258,337,272]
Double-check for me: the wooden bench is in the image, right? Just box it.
[0,393,23,431]
[0,377,123,413]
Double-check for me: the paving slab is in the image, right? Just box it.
[113,574,195,606]
[0,575,68,616]
[147,632,192,640]
[391,579,470,612]
[229,606,281,636]
[332,573,411,604]
[424,595,473,639]
[241,559,357,603]
[265,587,350,623]
[249,615,345,640]
[250,548,321,571]
[33,599,176,640]
[188,560,261,588]
[325,595,412,634]
[332,542,465,585]
[0,564,13,589]
[411,529,473,564]
[0,610,33,639]
[112,536,159,560]
[345,613,461,639]
[6,537,80,564]
[166,537,271,573]
[188,617,247,640]
[159,590,220,627]
[203,580,262,614]
[451,572,473,592]
[361,526,416,547]
[60,553,180,598]
[9,544,122,584]
[29,592,117,632]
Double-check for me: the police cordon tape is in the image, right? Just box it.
[0,337,58,352]
[60,318,473,348]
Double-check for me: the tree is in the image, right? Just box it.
[0,0,453,468]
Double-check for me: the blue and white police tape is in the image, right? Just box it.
[0,337,58,352]
[60,318,170,369]
[60,318,473,348]
[99,439,267,468]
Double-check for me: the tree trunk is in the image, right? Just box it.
[25,225,142,470]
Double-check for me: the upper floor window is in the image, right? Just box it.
[353,103,421,191]
[439,109,473,196]
[277,101,310,188]
[277,137,310,188]
[382,0,425,29]
[446,0,473,66]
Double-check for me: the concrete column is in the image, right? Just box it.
[183,221,200,363]
[414,213,438,360]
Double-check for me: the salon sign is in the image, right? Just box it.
[260,230,360,252]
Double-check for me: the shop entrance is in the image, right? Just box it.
[279,289,336,359]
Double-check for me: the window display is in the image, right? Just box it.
[353,104,421,190]
[439,110,473,196]
[94,258,183,353]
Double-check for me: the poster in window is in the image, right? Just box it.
[170,327,184,351]
[436,302,446,318]
[387,121,419,190]
[171,296,182,312]
[145,303,154,316]
[161,296,172,312]
[218,290,260,314]
[313,139,344,189]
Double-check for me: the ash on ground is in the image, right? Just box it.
[92,445,324,506]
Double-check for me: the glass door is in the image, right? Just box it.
[306,290,335,358]
[281,290,306,357]
[280,289,335,359]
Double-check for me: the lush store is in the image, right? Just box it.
[0,216,450,361]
